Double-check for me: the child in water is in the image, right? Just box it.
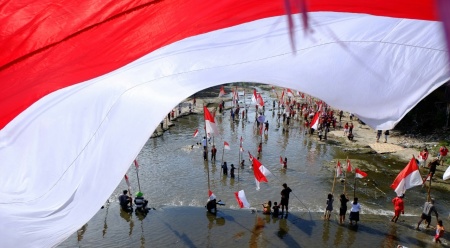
[324,193,334,221]
[272,202,280,217]
[262,201,272,215]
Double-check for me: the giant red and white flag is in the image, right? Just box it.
[1,1,448,246]
[310,112,319,130]
[234,190,250,208]
[204,106,219,136]
[391,157,423,196]
[250,154,270,190]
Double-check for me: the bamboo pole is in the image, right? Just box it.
[344,157,349,193]
[331,161,337,194]
[353,170,357,199]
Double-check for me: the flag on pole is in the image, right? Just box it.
[124,174,131,188]
[286,88,294,97]
[280,156,284,165]
[193,129,199,137]
[234,190,250,208]
[355,168,367,178]
[134,159,139,171]
[250,154,270,190]
[218,86,226,97]
[390,157,423,196]
[240,146,244,152]
[224,141,230,150]
[347,159,352,172]
[281,90,285,101]
[257,93,264,107]
[336,161,342,177]
[251,89,257,103]
[204,106,219,136]
[208,189,216,201]
[310,112,319,130]
[248,151,254,161]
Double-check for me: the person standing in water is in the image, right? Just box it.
[391,194,404,223]
[349,197,361,226]
[280,183,292,214]
[230,164,235,178]
[119,190,132,212]
[222,162,228,176]
[324,193,334,221]
[339,193,349,225]
[211,145,217,161]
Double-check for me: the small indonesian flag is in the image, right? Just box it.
[251,89,257,103]
[134,159,139,170]
[240,146,244,152]
[224,141,230,150]
[310,112,319,130]
[280,156,284,165]
[124,174,131,188]
[193,129,199,137]
[281,90,285,101]
[347,159,352,172]
[204,106,219,136]
[286,88,294,97]
[234,190,250,208]
[336,161,342,177]
[355,168,367,178]
[257,93,264,107]
[248,151,254,161]
[391,157,423,196]
[218,86,226,97]
[208,190,216,201]
[250,154,270,190]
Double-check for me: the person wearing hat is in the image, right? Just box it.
[118,190,132,212]
[391,194,405,223]
[417,198,439,230]
[134,191,149,213]
[230,164,235,178]
[280,183,292,214]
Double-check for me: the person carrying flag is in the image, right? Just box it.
[417,198,439,230]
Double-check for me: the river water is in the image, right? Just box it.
[60,88,449,247]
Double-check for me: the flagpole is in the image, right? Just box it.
[344,157,348,193]
[238,148,240,181]
[331,161,337,194]
[353,169,357,199]
[134,160,141,192]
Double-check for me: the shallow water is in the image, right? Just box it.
[60,89,450,248]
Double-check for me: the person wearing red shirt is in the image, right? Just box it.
[391,194,405,223]
[439,145,448,166]
[419,148,429,168]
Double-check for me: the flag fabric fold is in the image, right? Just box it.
[234,190,250,208]
[193,129,199,137]
[390,157,423,196]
